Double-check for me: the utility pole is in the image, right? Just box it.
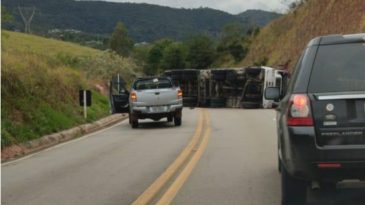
[18,6,36,33]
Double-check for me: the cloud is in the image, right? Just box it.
[106,0,292,14]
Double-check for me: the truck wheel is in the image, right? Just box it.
[183,97,198,107]
[210,97,226,108]
[129,113,139,128]
[278,156,282,173]
[131,120,139,128]
[174,116,182,126]
[281,164,307,205]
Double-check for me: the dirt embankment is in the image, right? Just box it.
[242,0,365,71]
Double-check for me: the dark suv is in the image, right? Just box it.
[265,33,365,205]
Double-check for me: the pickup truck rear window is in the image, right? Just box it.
[308,43,365,93]
[133,78,173,90]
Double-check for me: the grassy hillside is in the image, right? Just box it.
[241,0,365,70]
[1,31,139,147]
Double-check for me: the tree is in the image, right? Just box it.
[253,57,268,66]
[146,46,162,75]
[228,41,248,62]
[247,26,260,37]
[186,34,216,69]
[109,22,134,57]
[160,43,187,70]
[1,6,13,23]
[145,39,173,75]
[132,43,151,67]
[217,23,248,62]
[281,0,308,13]
[220,23,245,43]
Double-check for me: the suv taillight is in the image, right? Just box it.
[130,92,137,102]
[177,89,183,99]
[287,94,313,126]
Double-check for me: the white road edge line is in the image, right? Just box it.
[2,120,127,167]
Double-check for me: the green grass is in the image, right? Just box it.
[1,30,140,148]
[2,30,99,58]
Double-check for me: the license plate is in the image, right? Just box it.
[150,106,167,113]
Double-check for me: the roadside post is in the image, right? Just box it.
[117,74,120,93]
[79,90,92,119]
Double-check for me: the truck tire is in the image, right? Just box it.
[241,102,261,109]
[278,156,282,173]
[183,74,198,80]
[183,97,198,107]
[210,97,226,108]
[211,70,227,81]
[174,116,182,126]
[281,164,307,205]
[131,120,139,128]
[129,113,139,128]
[226,70,237,81]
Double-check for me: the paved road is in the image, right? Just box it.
[2,109,365,205]
[2,109,199,205]
[173,109,280,205]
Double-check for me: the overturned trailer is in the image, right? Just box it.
[208,69,242,107]
[210,68,267,108]
[240,67,266,108]
[164,69,200,107]
[165,68,264,108]
[164,66,288,109]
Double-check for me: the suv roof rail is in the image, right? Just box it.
[308,33,365,46]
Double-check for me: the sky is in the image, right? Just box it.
[105,0,295,14]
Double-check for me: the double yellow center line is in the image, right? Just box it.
[132,109,211,205]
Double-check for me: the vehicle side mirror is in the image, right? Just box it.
[265,87,280,101]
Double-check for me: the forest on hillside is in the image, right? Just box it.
[2,0,279,42]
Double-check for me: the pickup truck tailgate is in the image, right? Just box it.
[136,88,177,106]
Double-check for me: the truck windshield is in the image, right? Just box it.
[308,43,365,93]
[133,78,173,90]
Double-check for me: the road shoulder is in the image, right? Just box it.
[1,114,128,162]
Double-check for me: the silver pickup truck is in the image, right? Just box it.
[128,77,183,128]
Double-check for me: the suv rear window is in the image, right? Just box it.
[133,78,173,90]
[308,43,365,93]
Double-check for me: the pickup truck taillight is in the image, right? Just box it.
[130,92,137,102]
[287,94,313,126]
[177,89,183,99]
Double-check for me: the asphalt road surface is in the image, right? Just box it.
[2,109,365,205]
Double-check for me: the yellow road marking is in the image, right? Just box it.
[155,110,211,205]
[131,109,205,205]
